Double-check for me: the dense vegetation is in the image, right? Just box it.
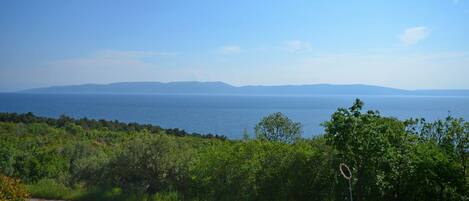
[0,99,467,201]
[0,112,226,140]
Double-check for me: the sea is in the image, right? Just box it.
[0,93,468,138]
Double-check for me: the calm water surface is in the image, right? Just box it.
[1,93,468,138]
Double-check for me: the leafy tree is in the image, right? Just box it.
[324,99,388,200]
[255,112,302,143]
[103,133,193,194]
[324,99,468,201]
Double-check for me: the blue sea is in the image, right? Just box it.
[0,93,468,138]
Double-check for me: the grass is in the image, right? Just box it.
[26,179,85,200]
[27,179,180,201]
[77,187,180,201]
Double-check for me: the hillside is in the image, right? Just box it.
[21,81,469,96]
[0,101,467,201]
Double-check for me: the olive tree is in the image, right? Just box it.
[254,112,302,143]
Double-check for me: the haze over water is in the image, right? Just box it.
[1,93,468,138]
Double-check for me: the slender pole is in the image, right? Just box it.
[348,178,353,201]
[339,163,353,201]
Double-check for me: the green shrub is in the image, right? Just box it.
[26,179,83,200]
[77,186,180,201]
[189,140,337,201]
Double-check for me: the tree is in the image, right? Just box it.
[103,133,193,194]
[324,99,469,201]
[255,112,302,143]
[324,99,389,200]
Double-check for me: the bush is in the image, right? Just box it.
[0,174,30,201]
[77,186,180,201]
[26,179,83,200]
[101,134,193,194]
[189,140,337,201]
[152,191,179,201]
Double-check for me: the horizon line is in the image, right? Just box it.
[11,80,469,92]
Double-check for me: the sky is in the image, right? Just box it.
[1,0,469,91]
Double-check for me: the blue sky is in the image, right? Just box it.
[1,0,468,91]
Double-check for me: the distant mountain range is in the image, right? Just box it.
[20,81,469,96]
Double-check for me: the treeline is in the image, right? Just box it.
[0,100,467,201]
[0,112,226,140]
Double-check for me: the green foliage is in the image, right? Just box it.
[255,112,302,143]
[27,181,178,201]
[78,187,180,201]
[26,179,84,200]
[0,106,467,201]
[323,99,468,201]
[189,139,337,201]
[0,112,226,140]
[0,145,15,176]
[102,133,194,194]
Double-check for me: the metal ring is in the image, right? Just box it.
[339,163,352,180]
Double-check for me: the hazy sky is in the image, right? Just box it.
[1,0,469,91]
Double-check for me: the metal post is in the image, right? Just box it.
[348,177,353,201]
[340,163,353,201]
